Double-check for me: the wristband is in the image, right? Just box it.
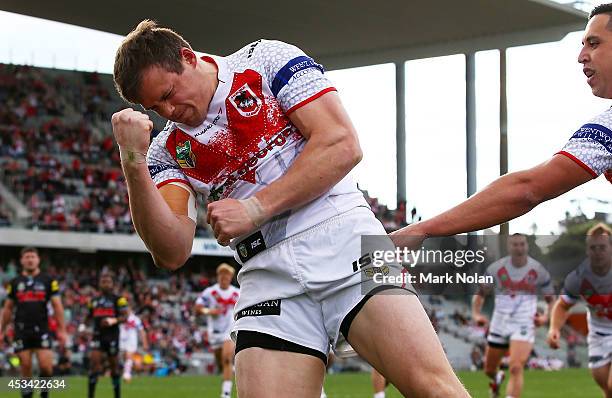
[120,149,147,164]
[240,196,266,227]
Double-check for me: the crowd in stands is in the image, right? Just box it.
[0,259,218,376]
[0,63,414,237]
[0,63,137,234]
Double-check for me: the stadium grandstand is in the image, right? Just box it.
[0,61,414,377]
[0,1,610,398]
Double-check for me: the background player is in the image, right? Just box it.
[194,263,239,398]
[472,234,554,398]
[371,368,389,398]
[119,304,148,382]
[548,223,612,397]
[0,247,66,398]
[391,3,612,254]
[86,270,128,398]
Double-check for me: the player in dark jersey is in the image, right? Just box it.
[0,247,66,398]
[86,270,128,398]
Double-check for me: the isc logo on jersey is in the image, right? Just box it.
[229,84,262,117]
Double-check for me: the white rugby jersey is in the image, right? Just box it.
[557,107,612,183]
[561,259,612,336]
[147,40,368,252]
[195,283,240,333]
[119,313,143,342]
[485,256,553,322]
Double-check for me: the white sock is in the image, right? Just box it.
[320,388,327,398]
[374,392,386,398]
[123,358,133,377]
[222,380,233,396]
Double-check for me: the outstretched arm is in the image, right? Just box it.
[392,154,593,241]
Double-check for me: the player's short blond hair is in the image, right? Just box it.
[216,263,235,276]
[586,222,612,244]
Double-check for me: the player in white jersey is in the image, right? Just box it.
[111,21,468,397]
[371,368,389,398]
[391,4,612,263]
[119,307,148,382]
[548,223,612,397]
[194,263,239,398]
[472,234,554,398]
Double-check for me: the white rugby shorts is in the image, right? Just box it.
[487,312,535,347]
[587,332,612,369]
[231,206,415,357]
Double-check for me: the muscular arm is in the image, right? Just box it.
[471,294,485,319]
[207,92,362,244]
[112,109,195,270]
[549,298,573,332]
[255,92,362,216]
[0,299,13,334]
[139,329,149,351]
[122,162,196,270]
[50,296,66,335]
[394,154,592,237]
[193,303,221,316]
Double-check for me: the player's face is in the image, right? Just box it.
[20,251,40,273]
[587,234,612,269]
[578,14,612,99]
[99,275,114,292]
[507,236,528,257]
[217,270,232,288]
[139,49,217,127]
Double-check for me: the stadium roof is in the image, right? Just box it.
[3,0,587,70]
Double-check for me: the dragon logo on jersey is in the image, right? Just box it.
[238,243,248,259]
[229,83,262,117]
[176,141,196,168]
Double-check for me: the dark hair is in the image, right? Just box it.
[590,3,612,21]
[20,247,39,257]
[113,19,192,104]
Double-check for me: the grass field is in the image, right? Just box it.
[0,369,603,397]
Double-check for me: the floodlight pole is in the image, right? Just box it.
[396,61,406,205]
[499,48,509,238]
[466,52,477,198]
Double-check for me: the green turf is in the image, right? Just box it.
[0,369,603,397]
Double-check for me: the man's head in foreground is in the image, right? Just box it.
[113,20,218,127]
[580,3,612,98]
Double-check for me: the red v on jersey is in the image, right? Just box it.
[166,69,276,195]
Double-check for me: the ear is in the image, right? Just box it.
[181,47,198,67]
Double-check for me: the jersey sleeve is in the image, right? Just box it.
[49,278,60,298]
[255,40,336,114]
[560,271,580,305]
[195,288,212,307]
[6,279,15,301]
[557,109,612,182]
[484,260,502,289]
[537,266,555,295]
[147,123,192,189]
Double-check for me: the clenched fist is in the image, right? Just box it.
[547,328,561,349]
[111,108,154,160]
[207,197,267,246]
